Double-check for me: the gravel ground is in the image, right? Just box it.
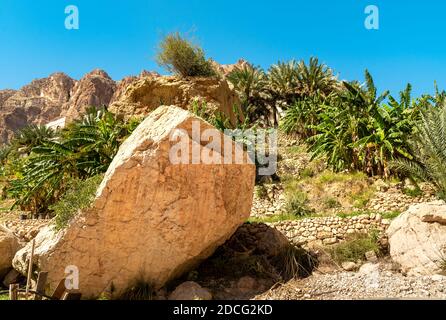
[255,263,446,300]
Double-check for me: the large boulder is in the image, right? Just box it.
[109,74,241,124]
[387,201,446,275]
[13,105,256,298]
[0,226,22,279]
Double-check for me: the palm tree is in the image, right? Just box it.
[392,102,446,199]
[268,60,300,101]
[9,107,138,214]
[296,57,338,98]
[12,124,55,154]
[227,64,274,125]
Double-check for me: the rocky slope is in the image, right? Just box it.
[0,70,115,143]
[0,60,247,144]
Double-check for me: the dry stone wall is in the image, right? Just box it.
[270,214,390,247]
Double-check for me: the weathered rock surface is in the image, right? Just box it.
[169,281,213,300]
[13,105,256,297]
[210,58,249,78]
[387,201,446,275]
[62,69,116,121]
[0,61,245,144]
[0,73,75,142]
[109,74,241,124]
[0,226,22,279]
[0,70,116,143]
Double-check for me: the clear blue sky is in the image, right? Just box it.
[0,0,445,98]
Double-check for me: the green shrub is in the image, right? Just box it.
[156,32,216,77]
[323,197,341,209]
[280,96,324,138]
[8,108,137,215]
[328,231,380,264]
[284,191,314,217]
[381,211,401,220]
[50,175,103,230]
[300,167,315,179]
[392,102,446,200]
[255,184,268,199]
[402,186,423,198]
[307,76,420,177]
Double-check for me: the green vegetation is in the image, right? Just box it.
[254,184,268,199]
[351,188,375,209]
[248,212,313,224]
[316,171,367,185]
[306,78,420,177]
[323,197,341,209]
[336,210,400,220]
[227,64,272,125]
[3,107,140,216]
[328,231,381,264]
[51,175,103,230]
[227,57,337,127]
[225,56,445,182]
[299,167,315,179]
[402,186,423,198]
[381,211,401,220]
[392,101,446,200]
[283,188,314,218]
[0,294,9,300]
[156,32,216,77]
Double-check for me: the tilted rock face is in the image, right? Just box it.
[0,226,22,279]
[0,62,245,144]
[13,105,256,298]
[109,74,241,124]
[210,58,250,78]
[387,201,446,275]
[0,70,117,143]
[0,73,75,142]
[63,69,117,121]
[0,89,17,106]
[109,70,159,106]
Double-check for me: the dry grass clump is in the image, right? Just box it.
[156,32,216,78]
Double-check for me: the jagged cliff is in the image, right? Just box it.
[0,60,246,144]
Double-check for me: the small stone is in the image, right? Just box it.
[365,251,378,263]
[342,262,357,271]
[169,282,213,300]
[323,237,337,245]
[432,274,446,281]
[358,263,379,275]
[237,276,257,293]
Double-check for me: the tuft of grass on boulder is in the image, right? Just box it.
[50,175,103,230]
[156,32,216,78]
